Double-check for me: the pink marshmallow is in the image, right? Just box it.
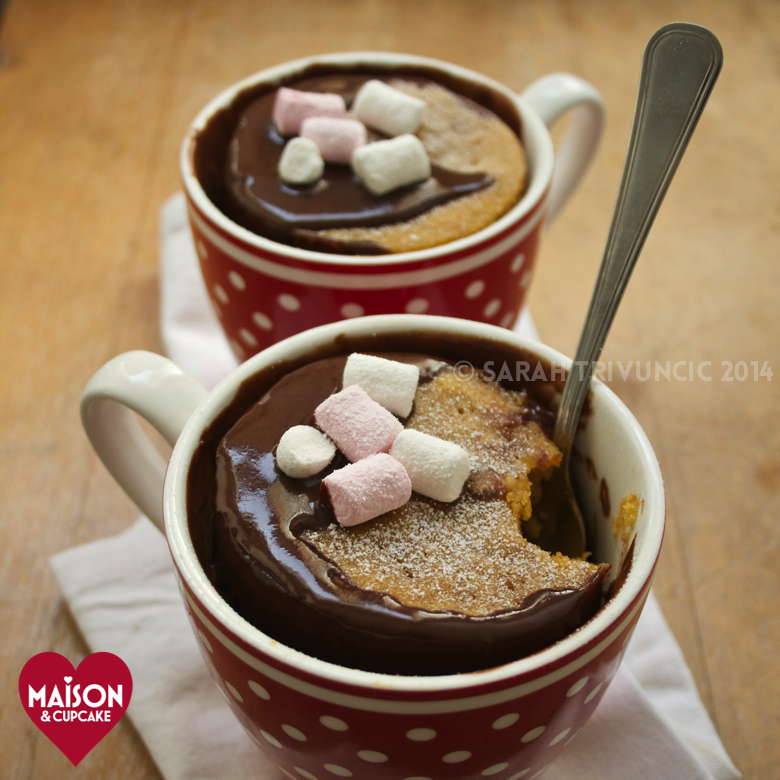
[323,453,412,526]
[314,385,403,462]
[300,117,367,164]
[272,87,346,135]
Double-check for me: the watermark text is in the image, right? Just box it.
[453,359,773,383]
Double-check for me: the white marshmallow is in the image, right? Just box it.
[276,425,336,478]
[390,429,471,503]
[300,116,367,164]
[278,137,324,186]
[343,354,420,418]
[353,80,426,136]
[351,134,431,196]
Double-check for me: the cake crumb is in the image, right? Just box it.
[611,493,640,543]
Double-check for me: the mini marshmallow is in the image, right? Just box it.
[272,87,346,135]
[278,137,324,185]
[315,385,403,462]
[351,134,431,196]
[343,354,420,418]
[323,453,412,527]
[276,425,336,479]
[353,79,426,136]
[390,429,471,503]
[300,117,367,164]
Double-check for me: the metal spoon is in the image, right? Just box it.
[533,23,723,558]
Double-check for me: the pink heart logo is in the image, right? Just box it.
[19,652,133,766]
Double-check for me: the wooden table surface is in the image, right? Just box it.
[1,0,778,778]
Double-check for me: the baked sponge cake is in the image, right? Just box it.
[308,80,528,253]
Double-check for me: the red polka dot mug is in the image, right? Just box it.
[180,53,604,361]
[81,315,665,780]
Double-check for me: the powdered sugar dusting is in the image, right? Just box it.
[303,496,597,615]
[303,366,596,616]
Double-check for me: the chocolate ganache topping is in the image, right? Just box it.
[190,346,609,676]
[216,72,526,255]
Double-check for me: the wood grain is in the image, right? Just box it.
[1,0,777,777]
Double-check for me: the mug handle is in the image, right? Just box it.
[80,351,209,532]
[521,73,605,224]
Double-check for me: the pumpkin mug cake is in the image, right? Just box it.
[181,54,604,357]
[82,315,664,780]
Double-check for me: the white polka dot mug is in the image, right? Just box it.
[81,314,665,780]
[180,53,604,361]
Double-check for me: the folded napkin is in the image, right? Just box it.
[51,193,741,780]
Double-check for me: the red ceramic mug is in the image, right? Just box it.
[180,53,604,361]
[81,315,664,779]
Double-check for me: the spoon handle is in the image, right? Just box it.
[554,23,723,452]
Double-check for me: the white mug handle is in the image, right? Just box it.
[521,73,605,224]
[80,351,209,532]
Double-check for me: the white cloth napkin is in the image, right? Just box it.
[51,193,741,780]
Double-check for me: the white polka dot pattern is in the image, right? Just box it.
[521,726,545,743]
[511,252,526,273]
[465,279,485,299]
[585,682,603,703]
[295,769,318,780]
[225,682,242,702]
[500,311,515,328]
[323,764,352,777]
[406,728,436,741]
[320,715,349,731]
[357,751,388,763]
[340,303,365,318]
[405,298,429,314]
[196,240,208,260]
[214,284,229,304]
[279,767,297,780]
[442,751,471,763]
[253,311,273,331]
[483,298,501,318]
[520,269,532,289]
[482,762,509,776]
[549,728,571,746]
[282,724,307,741]
[197,629,212,653]
[508,771,531,779]
[279,293,301,311]
[229,271,246,290]
[492,713,519,730]
[248,680,270,700]
[239,328,258,347]
[260,730,282,748]
[566,677,589,697]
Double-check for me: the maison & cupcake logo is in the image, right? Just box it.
[18,651,133,766]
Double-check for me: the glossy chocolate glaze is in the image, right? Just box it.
[192,63,524,255]
[226,74,492,251]
[187,332,607,676]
